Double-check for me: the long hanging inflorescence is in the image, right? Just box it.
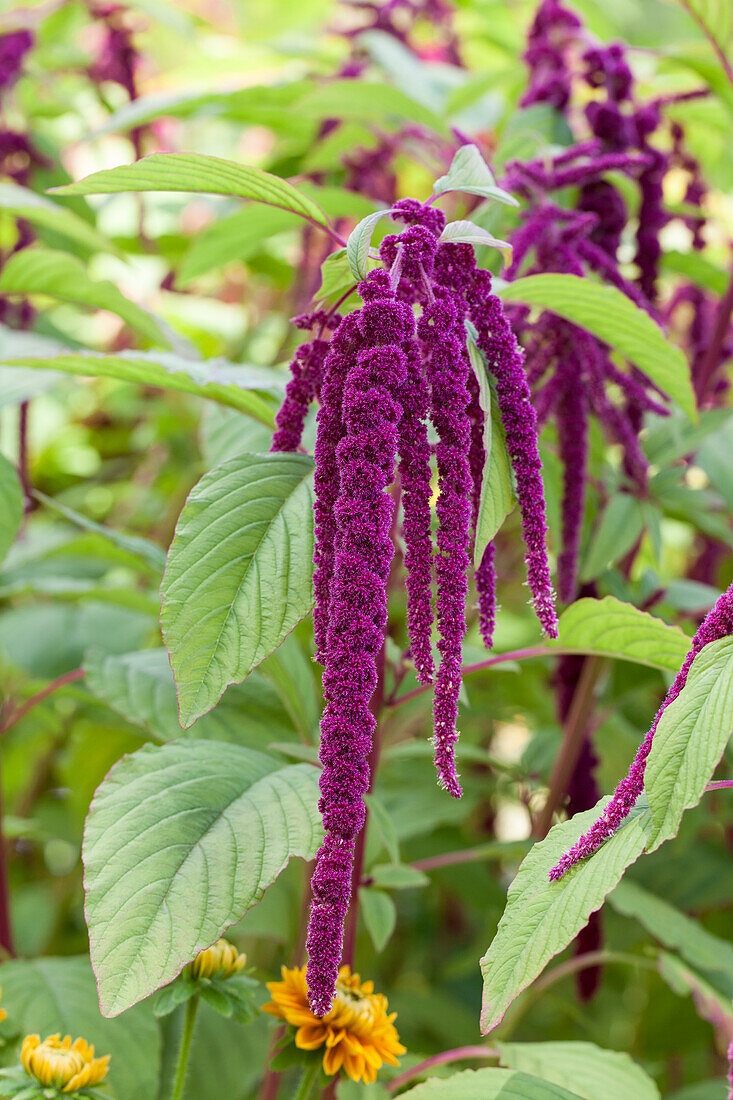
[271,199,557,1013]
[550,583,733,879]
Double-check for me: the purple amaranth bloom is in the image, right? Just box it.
[467,366,497,649]
[555,373,587,603]
[89,4,139,100]
[270,312,340,455]
[307,270,408,1015]
[0,30,32,92]
[521,0,582,111]
[550,583,733,879]
[475,543,496,649]
[728,1041,733,1100]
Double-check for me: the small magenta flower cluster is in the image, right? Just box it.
[272,199,557,1013]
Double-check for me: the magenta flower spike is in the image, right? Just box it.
[550,583,733,879]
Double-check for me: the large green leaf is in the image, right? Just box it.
[299,79,448,136]
[499,275,696,420]
[346,209,395,281]
[497,1041,660,1100]
[82,740,322,1016]
[580,494,645,581]
[403,1068,584,1098]
[645,636,733,849]
[161,452,314,727]
[0,956,160,1100]
[479,799,653,1033]
[35,490,166,572]
[0,248,169,346]
[0,453,23,566]
[178,206,301,284]
[0,349,278,423]
[552,596,691,673]
[84,648,297,745]
[52,153,330,226]
[0,180,115,255]
[609,880,733,987]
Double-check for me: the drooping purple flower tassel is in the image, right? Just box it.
[312,313,360,660]
[468,267,558,638]
[550,582,733,879]
[556,373,588,603]
[728,1041,733,1100]
[467,368,497,648]
[419,287,473,798]
[476,543,497,649]
[306,271,408,1015]
[270,312,339,455]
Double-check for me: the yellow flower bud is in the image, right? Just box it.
[189,938,246,981]
[20,1033,110,1094]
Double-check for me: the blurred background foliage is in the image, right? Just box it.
[0,0,732,1097]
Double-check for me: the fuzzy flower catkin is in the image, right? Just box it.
[306,271,407,1016]
[550,583,733,878]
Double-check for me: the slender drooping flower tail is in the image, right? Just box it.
[475,543,497,649]
[467,267,558,637]
[467,368,497,648]
[312,313,360,660]
[270,336,329,454]
[556,372,588,603]
[306,271,407,1015]
[728,1040,733,1100]
[550,582,733,879]
[419,287,473,797]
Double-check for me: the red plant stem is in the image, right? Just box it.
[707,780,733,792]
[390,647,579,707]
[411,839,530,873]
[18,401,31,511]
[534,657,601,839]
[695,260,733,401]
[0,669,86,734]
[680,0,733,90]
[386,1046,499,1092]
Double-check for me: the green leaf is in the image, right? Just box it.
[662,249,729,295]
[82,740,323,1016]
[299,79,449,137]
[466,327,516,564]
[0,956,160,1100]
[369,863,429,889]
[439,220,512,261]
[497,1041,660,1100]
[34,490,165,572]
[581,494,644,581]
[479,799,653,1033]
[498,275,696,420]
[83,648,297,745]
[161,453,314,727]
[402,1068,585,1098]
[674,0,733,53]
[609,880,733,985]
[346,209,394,281]
[552,596,691,673]
[360,887,397,952]
[645,636,733,850]
[364,793,400,864]
[0,248,170,347]
[0,180,115,255]
[0,350,278,424]
[433,144,519,206]
[314,248,360,309]
[51,153,331,227]
[0,453,23,566]
[178,206,302,284]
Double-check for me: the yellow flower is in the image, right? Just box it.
[189,938,246,981]
[20,1034,110,1094]
[263,965,406,1084]
[0,985,6,1024]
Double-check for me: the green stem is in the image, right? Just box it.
[293,1060,322,1100]
[171,994,199,1100]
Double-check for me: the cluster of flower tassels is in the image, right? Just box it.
[271,198,557,1014]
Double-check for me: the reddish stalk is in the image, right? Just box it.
[386,1046,499,1092]
[679,1,733,90]
[411,839,529,873]
[18,401,31,512]
[695,260,733,401]
[1,669,86,734]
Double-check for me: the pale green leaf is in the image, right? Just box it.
[402,1068,584,1099]
[346,209,394,281]
[161,453,314,727]
[645,636,733,849]
[0,453,23,565]
[497,1041,660,1100]
[499,275,696,420]
[440,219,512,261]
[299,79,449,136]
[51,153,330,227]
[0,350,278,424]
[369,863,429,889]
[479,799,653,1033]
[581,494,645,581]
[0,180,115,255]
[82,740,323,1015]
[34,490,165,572]
[360,886,397,952]
[0,248,169,346]
[314,248,360,309]
[0,956,160,1100]
[552,596,691,673]
[83,648,297,745]
[662,249,728,295]
[178,206,301,284]
[433,144,520,206]
[609,880,733,985]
